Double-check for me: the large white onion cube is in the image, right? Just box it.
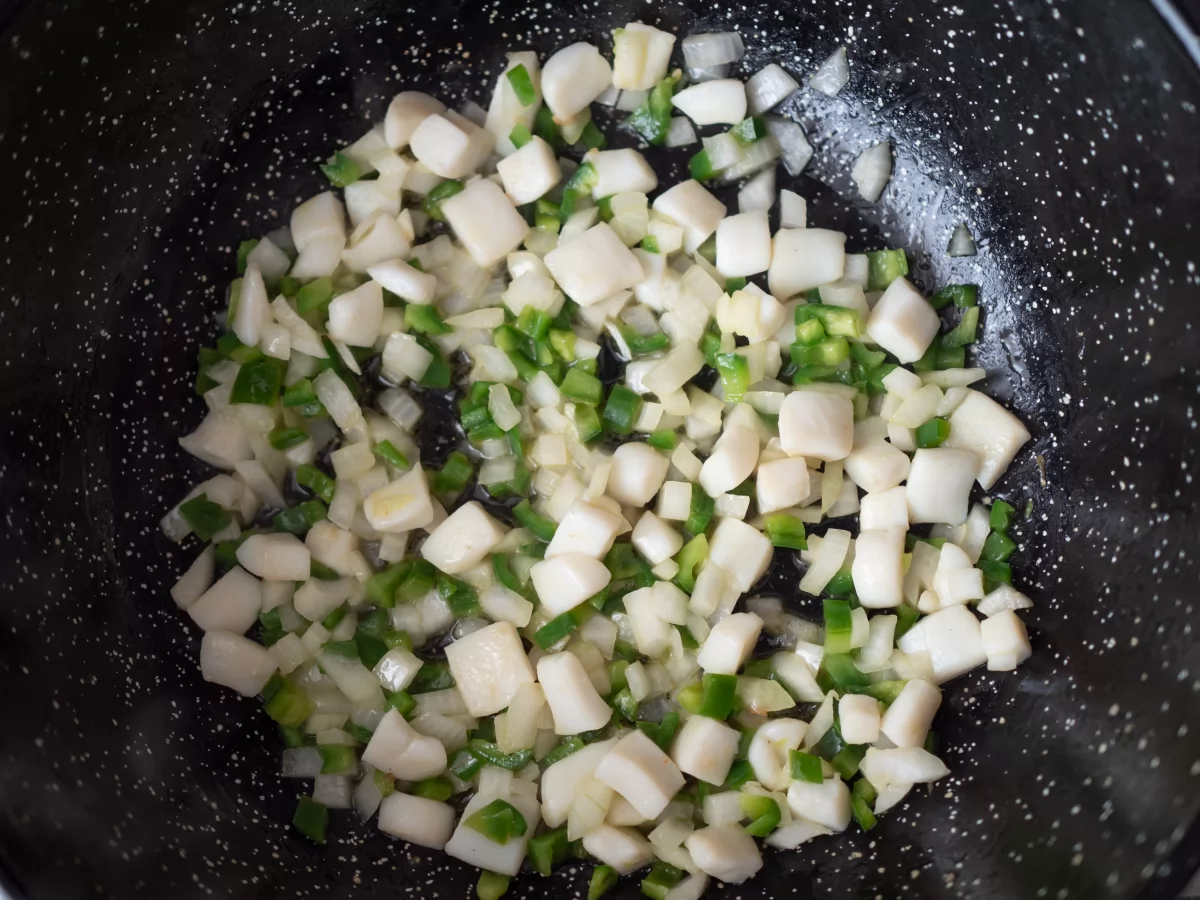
[341,214,412,274]
[785,777,851,832]
[364,465,434,533]
[747,718,808,790]
[779,390,854,462]
[905,448,979,525]
[290,191,346,252]
[838,694,881,745]
[546,499,624,560]
[767,228,846,300]
[607,441,670,507]
[545,223,644,306]
[367,258,438,305]
[979,609,1032,671]
[859,486,909,532]
[189,566,262,634]
[362,710,448,780]
[530,553,612,616]
[844,437,911,494]
[200,630,278,696]
[444,621,536,716]
[384,91,446,149]
[699,425,759,498]
[408,113,491,179]
[685,825,763,884]
[670,714,740,785]
[865,277,941,364]
[851,528,905,608]
[631,511,684,566]
[236,533,311,582]
[896,604,986,684]
[441,179,530,268]
[541,42,614,124]
[421,501,507,574]
[594,730,686,820]
[879,678,942,748]
[612,23,676,90]
[374,647,424,693]
[496,136,563,205]
[716,210,771,277]
[537,652,615,735]
[943,390,1032,490]
[377,793,456,849]
[624,586,673,657]
[582,825,656,875]
[755,457,811,514]
[652,180,727,254]
[696,612,763,675]
[326,280,384,347]
[541,738,619,827]
[672,79,748,126]
[587,148,658,197]
[445,786,541,876]
[707,517,773,593]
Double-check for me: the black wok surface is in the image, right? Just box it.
[0,0,1198,897]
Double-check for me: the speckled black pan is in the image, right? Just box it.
[0,0,1198,898]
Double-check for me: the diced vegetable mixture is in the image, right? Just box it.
[165,22,1033,900]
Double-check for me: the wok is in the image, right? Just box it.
[0,0,1198,897]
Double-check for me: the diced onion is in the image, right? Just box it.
[809,46,850,97]
[377,387,423,431]
[616,88,650,112]
[702,132,744,172]
[488,383,522,432]
[746,64,799,115]
[681,32,745,68]
[798,528,850,595]
[479,456,518,487]
[737,168,776,213]
[852,142,893,203]
[313,369,363,433]
[665,117,698,148]
[948,222,978,257]
[765,117,814,176]
[686,64,730,83]
[281,747,323,778]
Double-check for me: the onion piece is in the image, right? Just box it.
[810,46,850,97]
[681,32,745,69]
[354,768,384,821]
[764,117,813,175]
[737,167,776,213]
[541,42,613,124]
[595,84,621,106]
[281,747,323,778]
[686,64,730,83]
[377,387,422,431]
[665,116,698,148]
[746,64,800,115]
[852,142,893,202]
[313,369,363,433]
[948,222,978,257]
[616,88,650,112]
[798,528,850,595]
[702,132,745,173]
[803,692,837,750]
[171,546,215,610]
[487,384,522,432]
[271,297,327,358]
[672,80,748,127]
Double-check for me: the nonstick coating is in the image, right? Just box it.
[1,0,1198,898]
